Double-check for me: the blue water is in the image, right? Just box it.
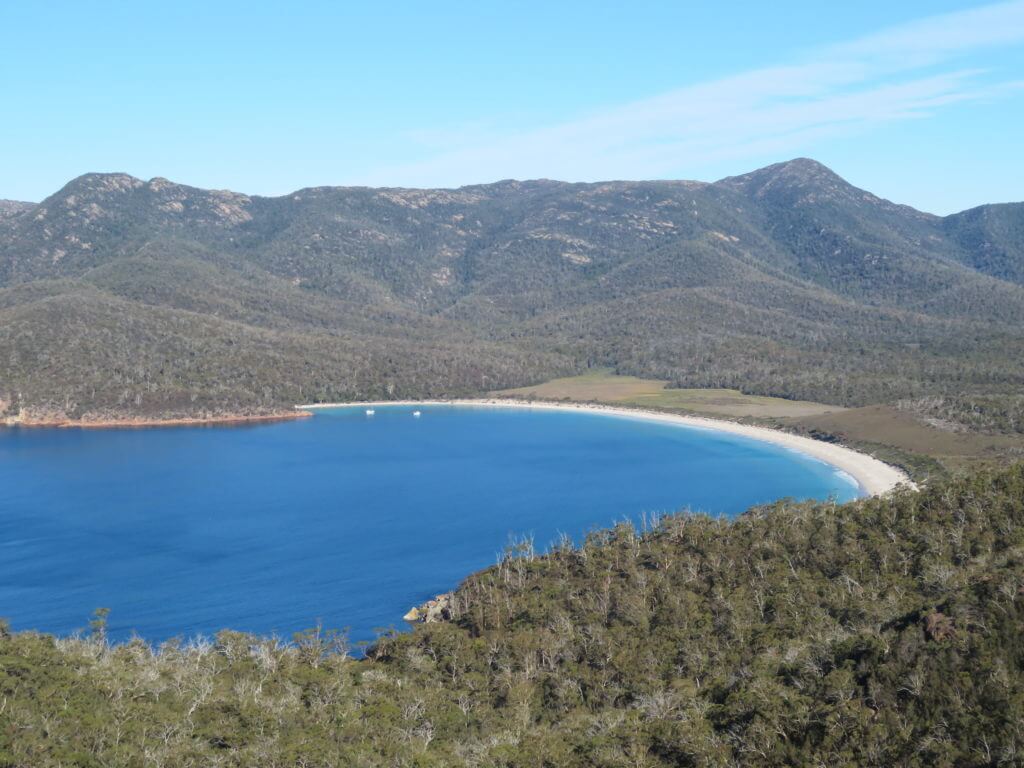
[0,405,858,645]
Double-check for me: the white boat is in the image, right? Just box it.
[365,409,375,416]
[412,410,421,417]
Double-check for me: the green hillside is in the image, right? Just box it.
[1,159,1022,423]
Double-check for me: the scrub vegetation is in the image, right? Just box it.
[2,464,1023,766]
[494,370,846,418]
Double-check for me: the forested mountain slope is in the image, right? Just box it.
[2,464,1022,766]
[0,201,34,219]
[944,202,1024,286]
[1,159,1022,420]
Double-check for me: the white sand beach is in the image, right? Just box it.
[296,399,913,497]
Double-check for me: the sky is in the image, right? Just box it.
[1,1,1022,214]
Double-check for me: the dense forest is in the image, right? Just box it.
[1,159,1023,426]
[2,464,1022,766]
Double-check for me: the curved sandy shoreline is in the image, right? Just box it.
[296,399,914,497]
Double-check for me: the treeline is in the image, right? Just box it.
[2,268,1023,427]
[897,395,1024,435]
[0,277,578,421]
[3,464,1022,766]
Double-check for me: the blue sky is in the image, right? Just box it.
[1,1,1022,213]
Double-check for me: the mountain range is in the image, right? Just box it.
[1,159,1022,421]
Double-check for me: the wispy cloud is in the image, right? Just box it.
[359,1,1024,187]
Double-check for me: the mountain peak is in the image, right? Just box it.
[768,157,837,176]
[714,158,849,195]
[28,172,254,230]
[44,172,145,204]
[713,158,931,219]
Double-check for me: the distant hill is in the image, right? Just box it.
[1,159,1022,421]
[944,202,1024,286]
[0,199,34,218]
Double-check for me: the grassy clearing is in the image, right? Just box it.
[788,405,1024,474]
[493,370,844,419]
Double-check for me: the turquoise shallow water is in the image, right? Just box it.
[0,405,858,645]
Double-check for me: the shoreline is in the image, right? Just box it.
[297,398,914,497]
[2,410,311,430]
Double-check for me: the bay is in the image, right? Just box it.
[0,405,859,645]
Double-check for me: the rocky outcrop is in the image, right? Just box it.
[403,593,452,624]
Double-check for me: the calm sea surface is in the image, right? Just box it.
[0,405,858,645]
